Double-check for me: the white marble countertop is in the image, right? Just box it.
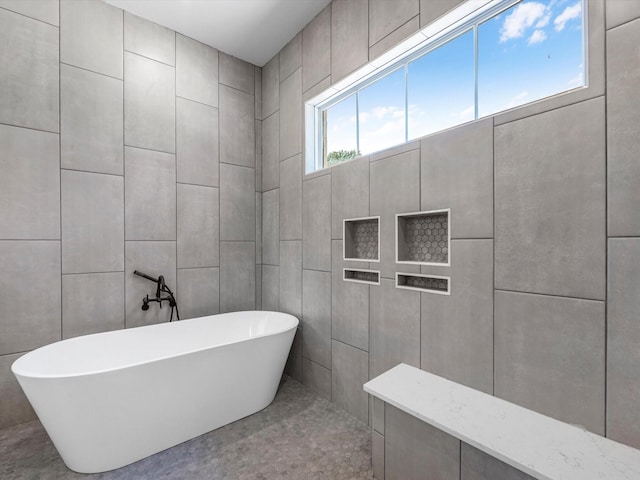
[364,363,640,480]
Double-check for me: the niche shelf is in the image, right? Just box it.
[396,273,450,295]
[344,268,380,285]
[343,216,380,262]
[396,209,450,266]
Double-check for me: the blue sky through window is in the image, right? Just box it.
[478,0,584,116]
[323,0,584,162]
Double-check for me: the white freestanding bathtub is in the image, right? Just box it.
[11,311,298,473]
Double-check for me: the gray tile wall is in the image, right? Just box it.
[0,0,260,429]
[261,0,640,457]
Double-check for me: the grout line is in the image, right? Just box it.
[124,143,176,156]
[174,30,178,321]
[0,5,59,28]
[492,115,496,397]
[59,61,123,82]
[123,49,175,69]
[0,121,58,136]
[175,94,218,110]
[58,15,63,342]
[494,93,605,127]
[331,338,370,355]
[123,7,127,329]
[60,167,123,178]
[494,288,606,304]
[603,2,608,436]
[62,271,125,276]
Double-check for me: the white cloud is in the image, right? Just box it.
[554,2,581,31]
[459,104,475,121]
[359,105,403,123]
[567,71,584,88]
[505,91,529,109]
[528,29,547,45]
[500,2,548,42]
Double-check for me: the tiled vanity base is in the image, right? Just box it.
[365,364,640,480]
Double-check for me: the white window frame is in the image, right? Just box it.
[305,0,588,174]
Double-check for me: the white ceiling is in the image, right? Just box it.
[104,0,331,67]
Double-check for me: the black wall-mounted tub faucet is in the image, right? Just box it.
[133,270,180,322]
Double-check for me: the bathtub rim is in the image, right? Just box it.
[12,310,298,380]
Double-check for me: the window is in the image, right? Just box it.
[307,0,585,173]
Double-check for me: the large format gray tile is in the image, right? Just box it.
[262,265,279,311]
[421,118,493,239]
[255,119,262,192]
[420,0,464,26]
[385,403,460,480]
[0,124,60,239]
[420,240,493,394]
[124,147,176,241]
[220,242,255,313]
[279,32,301,81]
[369,15,420,60]
[280,155,303,240]
[331,240,370,351]
[220,164,255,241]
[607,238,640,449]
[177,267,220,320]
[60,0,123,78]
[494,98,606,300]
[370,149,421,279]
[372,431,384,480]
[220,84,255,167]
[219,52,254,94]
[331,156,370,239]
[124,52,175,153]
[607,19,640,236]
[303,174,331,271]
[254,66,262,120]
[0,241,60,355]
[176,97,219,187]
[0,9,58,132]
[262,189,280,265]
[285,326,303,382]
[262,112,280,191]
[0,353,36,429]
[461,443,535,480]
[61,170,124,274]
[607,0,640,29]
[177,184,219,268]
[302,5,330,92]
[370,279,420,379]
[494,290,605,434]
[125,241,177,327]
[368,0,419,46]
[279,240,302,318]
[302,270,331,368]
[0,0,58,25]
[255,264,262,311]
[302,357,331,401]
[124,11,175,66]
[262,55,279,119]
[176,34,218,107]
[332,339,369,424]
[256,192,262,264]
[62,272,125,339]
[331,0,368,82]
[279,68,302,161]
[61,64,123,175]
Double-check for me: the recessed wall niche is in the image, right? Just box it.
[396,273,450,295]
[396,209,450,266]
[343,216,380,262]
[344,268,380,285]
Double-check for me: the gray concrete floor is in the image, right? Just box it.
[0,376,373,479]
